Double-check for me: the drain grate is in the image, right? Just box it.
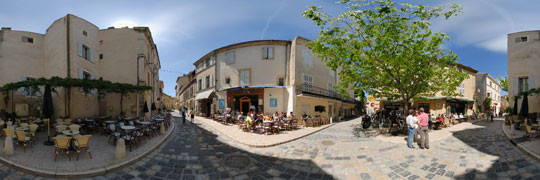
[321,140,335,146]
[223,155,251,169]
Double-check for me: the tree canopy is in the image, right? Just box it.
[0,76,151,94]
[303,0,467,112]
[497,75,508,92]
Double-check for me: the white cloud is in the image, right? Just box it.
[261,0,288,39]
[430,0,540,54]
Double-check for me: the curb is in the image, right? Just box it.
[501,123,540,161]
[0,118,176,178]
[196,117,335,148]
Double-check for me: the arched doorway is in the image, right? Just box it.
[239,96,251,115]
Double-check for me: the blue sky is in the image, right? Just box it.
[2,0,538,96]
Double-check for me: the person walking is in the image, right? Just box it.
[182,108,186,125]
[406,109,418,148]
[417,108,429,149]
[190,109,195,123]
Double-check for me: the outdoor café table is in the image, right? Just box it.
[15,127,29,131]
[121,125,136,130]
[138,122,151,126]
[104,120,115,124]
[63,130,80,136]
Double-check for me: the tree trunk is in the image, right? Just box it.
[120,94,123,116]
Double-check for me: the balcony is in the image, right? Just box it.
[296,84,356,103]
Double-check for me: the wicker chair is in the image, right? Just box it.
[74,135,92,160]
[53,136,72,161]
[29,124,39,143]
[15,130,32,152]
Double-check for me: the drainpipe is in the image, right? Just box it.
[137,54,144,117]
[66,14,71,118]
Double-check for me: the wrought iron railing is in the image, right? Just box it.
[296,84,356,103]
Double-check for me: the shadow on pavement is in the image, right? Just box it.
[123,117,334,180]
[450,119,540,180]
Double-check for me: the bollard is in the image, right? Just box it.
[330,117,333,124]
[510,124,515,135]
[115,139,126,161]
[160,122,166,135]
[4,136,14,157]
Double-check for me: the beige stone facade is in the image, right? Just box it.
[476,73,502,115]
[0,14,161,119]
[380,64,478,117]
[508,30,540,113]
[176,71,196,111]
[177,37,357,120]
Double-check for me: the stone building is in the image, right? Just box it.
[177,36,357,120]
[0,14,161,119]
[476,73,502,115]
[508,30,539,113]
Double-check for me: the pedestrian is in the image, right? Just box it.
[181,108,186,125]
[190,109,195,123]
[406,109,418,148]
[490,110,494,122]
[417,107,429,149]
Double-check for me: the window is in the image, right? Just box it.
[329,69,335,77]
[82,30,87,36]
[205,76,210,89]
[516,36,528,43]
[519,77,529,93]
[278,77,284,86]
[225,76,231,84]
[487,92,491,98]
[197,63,204,70]
[303,74,313,91]
[270,98,277,107]
[22,36,34,43]
[20,77,41,96]
[315,105,326,112]
[263,47,273,59]
[209,56,215,66]
[303,48,312,66]
[459,82,464,96]
[226,51,235,64]
[198,79,202,90]
[78,41,93,61]
[328,82,336,94]
[205,59,211,67]
[99,54,103,59]
[239,69,250,86]
[489,81,492,88]
[78,69,93,92]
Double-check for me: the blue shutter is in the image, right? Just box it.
[19,76,27,96]
[78,41,83,57]
[89,48,94,62]
[514,77,519,96]
[529,76,535,90]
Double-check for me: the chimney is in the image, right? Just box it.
[1,27,11,30]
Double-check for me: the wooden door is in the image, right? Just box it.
[240,96,251,115]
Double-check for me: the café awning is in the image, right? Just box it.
[195,89,214,100]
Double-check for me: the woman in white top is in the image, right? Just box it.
[406,109,418,148]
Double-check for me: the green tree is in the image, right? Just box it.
[497,74,508,92]
[303,0,467,116]
[483,97,492,113]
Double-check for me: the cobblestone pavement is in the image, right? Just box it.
[1,115,539,180]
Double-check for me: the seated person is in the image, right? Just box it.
[302,112,309,119]
[264,113,272,121]
[245,114,253,128]
[459,113,464,119]
[434,115,444,130]
[288,112,295,119]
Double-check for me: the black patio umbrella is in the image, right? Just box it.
[520,92,529,125]
[512,96,519,116]
[143,101,149,113]
[151,102,157,111]
[42,84,55,146]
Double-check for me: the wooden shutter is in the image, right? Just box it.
[529,76,535,90]
[263,47,268,59]
[89,48,95,62]
[78,41,83,57]
[514,77,519,95]
[268,47,273,59]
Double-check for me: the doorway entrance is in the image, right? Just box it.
[240,96,251,115]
